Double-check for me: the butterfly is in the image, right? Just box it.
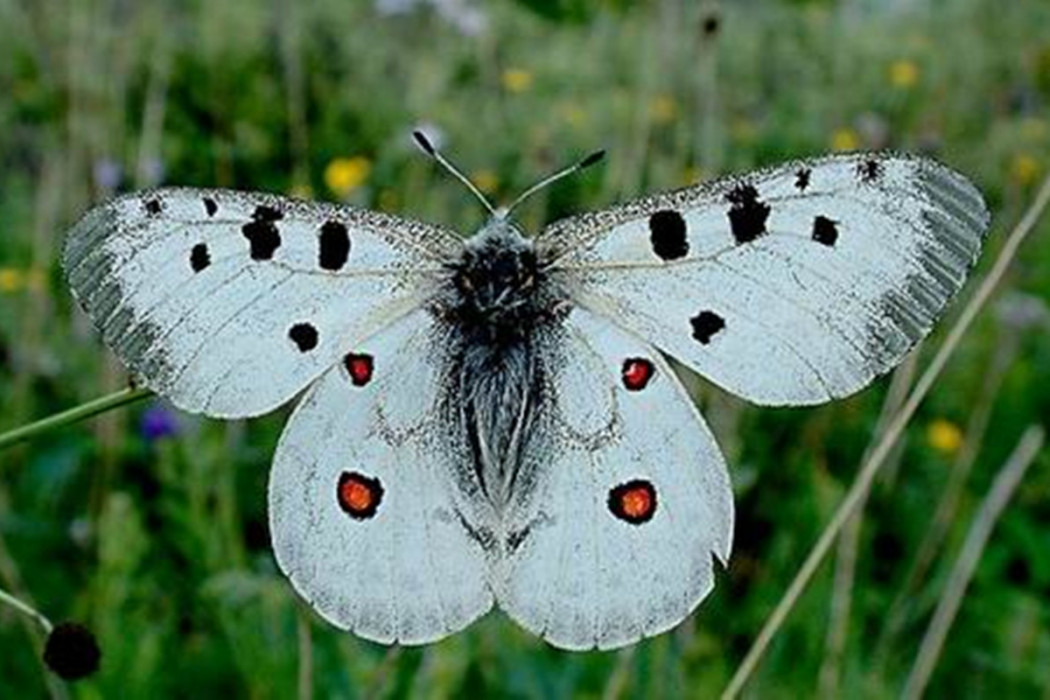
[62,133,989,650]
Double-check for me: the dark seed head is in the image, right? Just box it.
[43,622,101,680]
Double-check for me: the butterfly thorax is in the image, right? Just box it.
[446,219,548,345]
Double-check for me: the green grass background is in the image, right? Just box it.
[1,0,1049,696]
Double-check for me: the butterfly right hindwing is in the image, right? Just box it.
[494,307,733,651]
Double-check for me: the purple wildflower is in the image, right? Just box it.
[140,404,180,441]
[92,158,123,191]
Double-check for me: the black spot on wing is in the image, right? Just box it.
[242,205,283,260]
[858,159,883,183]
[253,205,283,222]
[144,198,162,216]
[203,197,218,216]
[725,183,770,244]
[648,210,689,260]
[288,322,318,352]
[690,310,725,344]
[812,216,839,246]
[795,168,811,191]
[189,243,210,272]
[318,221,351,270]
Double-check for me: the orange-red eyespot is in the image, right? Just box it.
[344,353,374,386]
[336,471,383,519]
[621,357,655,391]
[608,479,657,524]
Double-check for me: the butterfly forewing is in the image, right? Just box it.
[495,308,733,650]
[542,153,989,405]
[63,187,461,417]
[268,309,495,645]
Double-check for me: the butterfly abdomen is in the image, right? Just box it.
[435,220,567,508]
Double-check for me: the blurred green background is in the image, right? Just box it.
[1,0,1049,696]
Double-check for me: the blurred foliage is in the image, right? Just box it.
[1,0,1049,697]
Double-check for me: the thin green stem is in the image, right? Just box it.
[0,387,152,452]
[722,170,1050,699]
[0,585,52,634]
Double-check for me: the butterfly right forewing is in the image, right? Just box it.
[541,153,989,406]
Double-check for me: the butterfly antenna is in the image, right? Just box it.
[503,149,605,218]
[412,130,496,216]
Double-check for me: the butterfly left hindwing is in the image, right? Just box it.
[269,309,495,645]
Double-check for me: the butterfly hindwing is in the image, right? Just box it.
[494,307,733,650]
[268,309,495,645]
[542,153,989,405]
[63,187,461,417]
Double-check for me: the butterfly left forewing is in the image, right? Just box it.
[495,307,733,651]
[541,153,989,406]
[64,187,461,417]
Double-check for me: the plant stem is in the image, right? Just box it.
[0,387,152,452]
[721,170,1050,699]
[0,585,52,634]
[901,425,1044,700]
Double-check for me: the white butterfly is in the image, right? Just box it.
[63,134,989,650]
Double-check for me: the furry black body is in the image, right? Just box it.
[436,219,567,509]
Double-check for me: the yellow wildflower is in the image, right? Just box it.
[889,59,920,89]
[0,268,24,293]
[324,157,371,197]
[25,268,46,292]
[558,103,588,129]
[731,118,758,143]
[831,127,861,152]
[680,165,705,186]
[470,169,500,195]
[377,189,399,213]
[927,419,963,454]
[650,95,678,125]
[501,68,533,93]
[1011,154,1040,186]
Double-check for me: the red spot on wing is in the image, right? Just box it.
[608,479,657,524]
[621,357,655,391]
[337,471,383,519]
[343,353,374,386]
